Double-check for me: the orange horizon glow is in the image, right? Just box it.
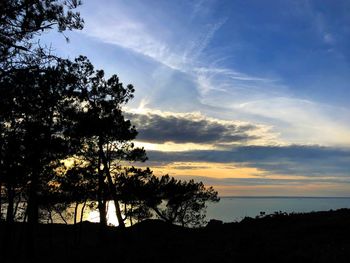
[146,161,350,197]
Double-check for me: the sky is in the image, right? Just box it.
[43,0,350,196]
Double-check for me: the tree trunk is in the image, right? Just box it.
[98,156,107,226]
[129,205,133,226]
[74,201,79,225]
[23,208,28,222]
[77,199,88,245]
[58,211,67,224]
[47,207,53,224]
[27,171,39,224]
[98,138,125,228]
[13,194,22,220]
[80,199,87,223]
[6,183,14,223]
[102,157,125,228]
[0,181,2,220]
[152,206,172,223]
[98,199,107,225]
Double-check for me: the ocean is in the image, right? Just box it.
[206,196,350,222]
[3,197,349,225]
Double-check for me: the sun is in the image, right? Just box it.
[86,201,120,226]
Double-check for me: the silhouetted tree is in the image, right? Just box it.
[0,60,85,224]
[0,0,83,224]
[116,167,154,225]
[116,168,219,227]
[0,0,220,232]
[0,125,27,223]
[55,160,97,224]
[146,175,219,227]
[63,57,147,227]
[0,0,83,72]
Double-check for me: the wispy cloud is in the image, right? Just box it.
[313,10,337,45]
[323,33,335,44]
[234,98,350,146]
[190,0,208,20]
[183,18,227,63]
[83,13,173,68]
[77,0,350,148]
[80,0,275,95]
[81,1,221,73]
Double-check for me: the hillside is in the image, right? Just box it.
[1,209,350,262]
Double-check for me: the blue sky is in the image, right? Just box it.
[43,0,350,196]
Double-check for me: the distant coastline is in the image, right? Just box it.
[206,196,350,222]
[220,196,350,198]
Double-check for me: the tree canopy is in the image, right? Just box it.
[0,0,83,71]
[0,0,219,229]
[116,167,219,227]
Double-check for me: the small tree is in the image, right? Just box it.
[147,175,219,227]
[53,160,97,224]
[115,168,219,227]
[116,167,154,225]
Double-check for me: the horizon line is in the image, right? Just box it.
[219,196,350,198]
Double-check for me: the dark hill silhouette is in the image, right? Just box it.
[1,209,350,263]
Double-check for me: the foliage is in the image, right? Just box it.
[116,168,220,227]
[0,0,84,223]
[147,175,219,227]
[0,58,87,222]
[0,0,83,71]
[0,0,219,229]
[116,167,154,224]
[45,56,147,227]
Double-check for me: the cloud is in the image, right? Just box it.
[146,145,350,177]
[184,18,227,63]
[126,111,277,145]
[80,0,278,99]
[174,175,350,187]
[83,13,173,68]
[193,65,282,99]
[77,1,350,148]
[233,97,350,146]
[80,1,225,73]
[323,33,335,44]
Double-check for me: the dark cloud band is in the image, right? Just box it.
[146,146,350,177]
[174,175,350,187]
[126,112,258,144]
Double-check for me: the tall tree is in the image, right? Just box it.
[65,57,147,227]
[0,0,84,224]
[0,60,83,223]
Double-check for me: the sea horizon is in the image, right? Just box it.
[219,196,350,198]
[206,196,350,222]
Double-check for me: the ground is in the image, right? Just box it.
[1,209,350,262]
